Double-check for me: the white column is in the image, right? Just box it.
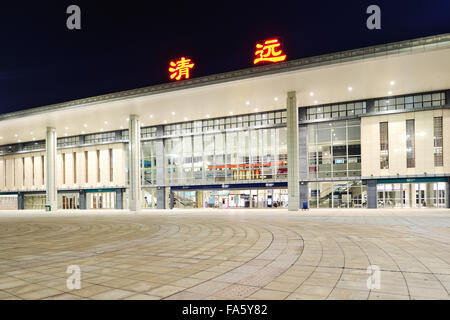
[129,115,141,211]
[46,127,57,211]
[287,91,299,211]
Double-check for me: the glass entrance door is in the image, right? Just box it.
[58,194,79,209]
[87,192,115,209]
[415,183,426,207]
[434,182,446,208]
[377,182,447,208]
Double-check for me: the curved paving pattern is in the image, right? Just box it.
[0,209,449,300]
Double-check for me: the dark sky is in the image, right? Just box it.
[1,0,449,115]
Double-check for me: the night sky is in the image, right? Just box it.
[1,0,449,115]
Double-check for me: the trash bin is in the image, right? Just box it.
[302,201,308,211]
[45,205,51,212]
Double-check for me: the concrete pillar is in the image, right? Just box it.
[79,190,86,209]
[116,189,123,209]
[425,183,433,207]
[446,178,450,209]
[367,179,377,208]
[155,126,166,209]
[287,91,299,211]
[299,125,308,181]
[129,115,141,211]
[299,182,308,208]
[157,187,165,209]
[46,127,57,211]
[18,192,24,210]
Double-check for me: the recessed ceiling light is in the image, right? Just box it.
[64,133,68,136]
[32,137,36,141]
[100,128,104,132]
[229,111,233,115]
[274,97,278,101]
[18,139,21,142]
[65,127,68,130]
[184,117,188,121]
[30,132,33,135]
[126,118,130,121]
[206,115,210,118]
[163,120,167,123]
[390,81,395,86]
[150,114,153,118]
[348,87,353,91]
[245,101,250,105]
[120,126,123,129]
[81,131,85,134]
[14,134,18,137]
[309,92,314,97]
[83,124,87,127]
[104,121,108,125]
[172,111,175,115]
[314,100,318,104]
[388,91,392,95]
[0,137,3,139]
[254,108,258,112]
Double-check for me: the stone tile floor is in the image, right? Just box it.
[0,208,449,300]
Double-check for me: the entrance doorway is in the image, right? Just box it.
[58,193,79,209]
[377,182,447,208]
[173,188,288,209]
[87,192,115,209]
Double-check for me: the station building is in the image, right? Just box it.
[0,33,449,211]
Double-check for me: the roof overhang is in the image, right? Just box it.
[0,34,449,145]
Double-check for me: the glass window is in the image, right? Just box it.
[406,119,415,168]
[433,117,443,167]
[380,122,389,169]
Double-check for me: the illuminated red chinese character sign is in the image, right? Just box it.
[169,57,195,80]
[253,39,286,64]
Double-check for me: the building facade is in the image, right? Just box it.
[1,33,450,210]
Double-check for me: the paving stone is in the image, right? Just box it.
[0,209,449,300]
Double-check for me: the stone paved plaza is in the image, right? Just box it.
[0,209,449,300]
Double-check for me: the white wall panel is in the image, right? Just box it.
[14,158,24,189]
[362,110,450,177]
[0,158,5,189]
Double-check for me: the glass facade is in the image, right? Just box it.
[58,136,80,148]
[306,101,366,121]
[58,193,79,209]
[142,188,158,209]
[172,188,288,209]
[307,119,361,179]
[0,195,18,210]
[380,122,389,169]
[141,141,157,185]
[163,111,287,136]
[377,182,447,208]
[86,191,116,209]
[24,194,46,209]
[306,120,365,208]
[308,181,367,208]
[434,117,443,166]
[0,88,448,211]
[406,119,415,168]
[164,127,287,185]
[374,92,446,112]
